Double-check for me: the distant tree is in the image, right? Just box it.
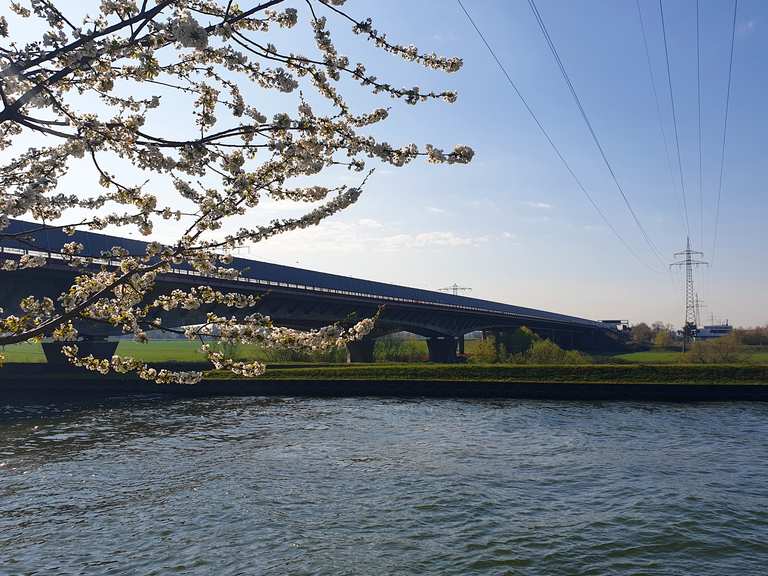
[734,326,768,346]
[0,1,473,381]
[631,322,653,346]
[653,328,674,349]
[504,326,539,354]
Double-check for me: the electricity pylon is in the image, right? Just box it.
[694,293,707,329]
[670,237,708,351]
[439,283,472,296]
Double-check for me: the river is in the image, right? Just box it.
[2,396,767,575]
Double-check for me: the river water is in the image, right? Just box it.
[1,396,767,575]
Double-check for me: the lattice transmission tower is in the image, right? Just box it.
[694,293,707,329]
[439,283,472,296]
[670,237,708,351]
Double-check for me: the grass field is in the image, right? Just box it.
[613,351,691,364]
[1,339,476,364]
[1,340,270,364]
[1,342,48,363]
[613,349,768,364]
[4,340,768,367]
[1,340,351,364]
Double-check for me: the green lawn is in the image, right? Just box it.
[2,338,473,364]
[613,349,768,364]
[1,339,346,364]
[2,340,249,364]
[1,342,48,363]
[5,340,768,367]
[613,351,686,364]
[117,340,216,362]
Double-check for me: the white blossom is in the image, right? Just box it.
[169,14,208,50]
[0,0,473,383]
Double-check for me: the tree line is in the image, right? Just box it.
[630,322,768,348]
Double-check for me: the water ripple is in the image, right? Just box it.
[2,398,768,575]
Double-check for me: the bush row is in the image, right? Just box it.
[214,363,768,384]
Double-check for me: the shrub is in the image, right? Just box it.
[563,350,590,365]
[256,345,346,364]
[468,336,500,363]
[686,335,743,364]
[512,339,590,365]
[653,329,674,348]
[216,340,242,359]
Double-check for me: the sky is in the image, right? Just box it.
[4,1,767,327]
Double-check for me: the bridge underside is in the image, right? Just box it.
[1,265,621,364]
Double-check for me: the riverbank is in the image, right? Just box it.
[215,363,768,383]
[3,363,768,401]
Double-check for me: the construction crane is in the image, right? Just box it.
[438,283,472,297]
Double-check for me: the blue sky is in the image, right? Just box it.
[5,1,766,327]
[238,0,764,327]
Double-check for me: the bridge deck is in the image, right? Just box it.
[1,220,613,332]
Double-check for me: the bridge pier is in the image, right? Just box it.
[346,337,376,363]
[427,337,458,363]
[42,338,119,366]
[457,334,465,355]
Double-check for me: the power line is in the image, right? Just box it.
[659,0,692,239]
[527,0,667,267]
[454,0,662,273]
[635,0,679,231]
[696,0,704,253]
[712,0,738,265]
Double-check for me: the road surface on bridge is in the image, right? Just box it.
[1,220,621,361]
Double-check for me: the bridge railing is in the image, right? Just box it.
[0,245,610,330]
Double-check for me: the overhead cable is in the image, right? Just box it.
[711,0,738,264]
[528,0,667,267]
[636,0,679,233]
[455,0,663,273]
[659,0,692,239]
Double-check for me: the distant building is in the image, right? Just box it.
[696,324,733,340]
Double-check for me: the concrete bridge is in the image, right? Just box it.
[1,220,622,362]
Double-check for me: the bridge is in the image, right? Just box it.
[1,220,622,363]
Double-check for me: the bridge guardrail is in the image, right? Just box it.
[0,245,610,330]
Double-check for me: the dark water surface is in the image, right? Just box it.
[1,396,767,575]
